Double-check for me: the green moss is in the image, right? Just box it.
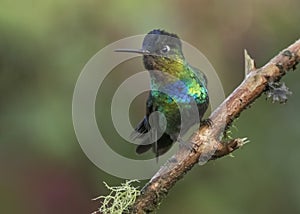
[93,180,140,214]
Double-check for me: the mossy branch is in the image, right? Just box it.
[129,39,300,213]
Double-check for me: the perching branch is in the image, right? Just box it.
[130,39,300,213]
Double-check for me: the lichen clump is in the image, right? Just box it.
[93,180,140,214]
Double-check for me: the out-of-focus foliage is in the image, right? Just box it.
[1,0,300,213]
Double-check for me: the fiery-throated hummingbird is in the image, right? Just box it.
[116,29,209,159]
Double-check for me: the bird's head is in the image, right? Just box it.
[115,29,185,70]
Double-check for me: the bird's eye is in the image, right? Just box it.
[161,45,170,53]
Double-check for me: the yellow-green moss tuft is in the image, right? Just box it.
[93,180,140,214]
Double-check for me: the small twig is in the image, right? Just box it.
[130,39,300,213]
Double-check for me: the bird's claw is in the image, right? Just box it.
[201,118,213,127]
[177,137,197,153]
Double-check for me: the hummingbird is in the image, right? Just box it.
[115,29,209,159]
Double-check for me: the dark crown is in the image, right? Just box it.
[147,29,179,39]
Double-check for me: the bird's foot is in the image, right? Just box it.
[201,118,213,127]
[177,137,197,153]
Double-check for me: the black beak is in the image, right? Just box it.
[114,48,150,55]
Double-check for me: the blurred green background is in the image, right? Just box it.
[1,0,300,213]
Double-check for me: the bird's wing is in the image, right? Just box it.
[190,65,208,87]
[130,92,153,140]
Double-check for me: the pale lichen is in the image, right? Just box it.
[93,180,140,214]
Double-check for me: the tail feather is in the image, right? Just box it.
[135,132,174,157]
[132,116,174,157]
[136,143,152,154]
[130,116,150,140]
[153,133,174,156]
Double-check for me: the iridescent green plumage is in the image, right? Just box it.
[116,29,209,158]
